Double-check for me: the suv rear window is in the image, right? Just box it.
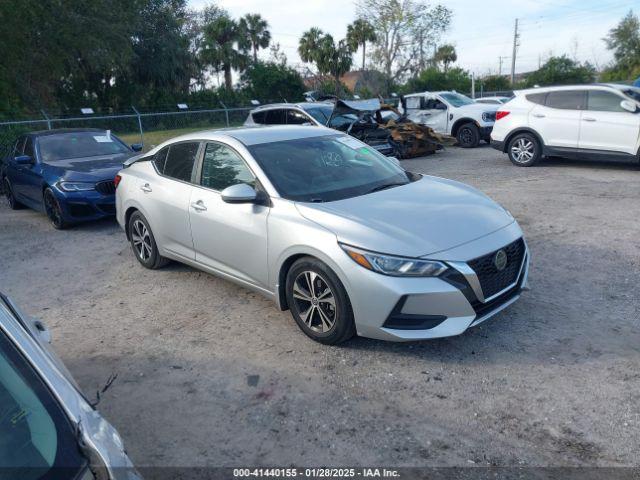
[526,92,547,105]
[545,90,585,110]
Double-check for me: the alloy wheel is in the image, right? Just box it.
[44,190,64,228]
[292,270,337,333]
[511,138,535,164]
[131,219,153,262]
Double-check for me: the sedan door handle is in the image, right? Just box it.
[190,200,207,212]
[583,117,597,122]
[140,183,152,193]
[532,113,546,118]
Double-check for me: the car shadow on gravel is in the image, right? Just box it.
[539,157,640,170]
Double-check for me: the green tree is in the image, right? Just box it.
[480,75,510,93]
[239,13,271,64]
[241,62,305,102]
[299,30,353,94]
[346,19,377,71]
[525,55,595,87]
[298,28,324,64]
[603,10,640,80]
[200,13,250,91]
[122,0,196,107]
[404,66,471,94]
[434,44,457,72]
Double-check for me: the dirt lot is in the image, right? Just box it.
[0,145,638,469]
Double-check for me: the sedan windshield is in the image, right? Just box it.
[249,135,410,202]
[440,92,475,107]
[38,132,130,162]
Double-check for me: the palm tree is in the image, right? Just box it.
[298,28,324,64]
[200,14,249,90]
[346,19,376,71]
[316,36,354,95]
[434,44,457,73]
[239,13,271,64]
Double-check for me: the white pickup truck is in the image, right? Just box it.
[400,91,498,148]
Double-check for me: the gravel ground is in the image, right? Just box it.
[0,145,638,469]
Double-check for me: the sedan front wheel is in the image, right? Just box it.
[285,257,355,345]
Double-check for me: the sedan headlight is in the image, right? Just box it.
[58,181,96,192]
[340,244,449,277]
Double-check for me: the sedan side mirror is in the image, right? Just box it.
[14,154,33,165]
[131,143,143,152]
[221,183,258,204]
[620,100,638,113]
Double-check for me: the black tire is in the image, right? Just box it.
[43,187,69,229]
[285,257,356,345]
[456,123,480,148]
[128,211,169,269]
[507,132,541,167]
[4,178,23,210]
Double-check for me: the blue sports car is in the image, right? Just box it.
[3,128,141,229]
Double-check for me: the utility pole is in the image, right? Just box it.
[498,56,509,76]
[510,18,519,85]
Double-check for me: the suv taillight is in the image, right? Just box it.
[496,111,510,121]
[114,174,122,189]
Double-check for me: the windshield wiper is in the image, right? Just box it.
[366,182,408,194]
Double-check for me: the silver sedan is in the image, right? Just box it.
[115,126,529,344]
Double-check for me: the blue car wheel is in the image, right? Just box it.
[3,178,23,210]
[43,187,69,230]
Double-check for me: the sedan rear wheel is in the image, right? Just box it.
[3,178,22,210]
[128,211,169,269]
[286,257,355,345]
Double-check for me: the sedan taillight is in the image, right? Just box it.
[496,111,510,121]
[114,174,122,189]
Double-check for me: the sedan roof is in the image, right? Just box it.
[165,125,341,147]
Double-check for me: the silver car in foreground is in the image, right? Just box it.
[115,126,529,344]
[0,293,140,479]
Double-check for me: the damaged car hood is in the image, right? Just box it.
[295,175,514,258]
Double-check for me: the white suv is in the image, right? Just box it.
[400,91,498,148]
[491,84,640,166]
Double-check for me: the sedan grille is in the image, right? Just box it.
[95,180,116,195]
[468,238,525,299]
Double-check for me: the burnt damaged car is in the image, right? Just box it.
[244,99,397,156]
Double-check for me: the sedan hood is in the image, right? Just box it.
[296,176,514,258]
[45,152,135,181]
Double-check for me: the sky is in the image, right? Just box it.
[188,0,637,77]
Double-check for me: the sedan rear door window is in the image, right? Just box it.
[162,142,200,183]
[265,109,287,125]
[286,110,311,125]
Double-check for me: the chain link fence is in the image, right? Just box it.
[0,105,258,161]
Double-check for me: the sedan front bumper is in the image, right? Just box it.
[342,222,528,341]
